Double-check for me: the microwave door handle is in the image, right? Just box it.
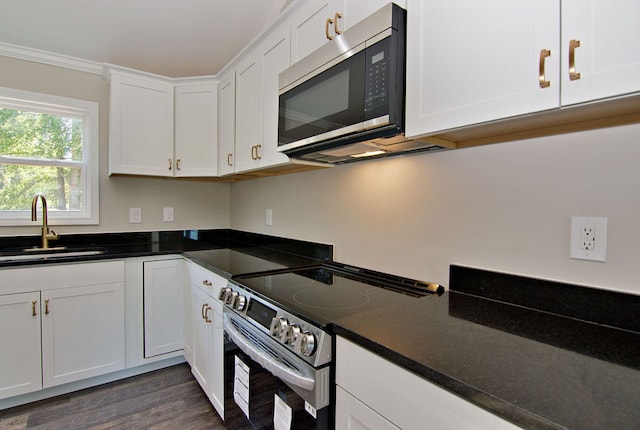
[223,314,316,391]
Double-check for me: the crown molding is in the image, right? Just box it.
[0,42,103,75]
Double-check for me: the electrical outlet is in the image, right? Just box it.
[130,208,141,224]
[580,226,595,250]
[571,217,607,262]
[163,207,174,222]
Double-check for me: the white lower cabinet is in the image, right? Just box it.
[0,292,42,399]
[336,385,400,430]
[143,258,184,358]
[335,336,519,430]
[41,282,125,388]
[0,261,125,400]
[189,263,225,418]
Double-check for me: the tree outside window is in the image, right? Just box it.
[0,87,98,226]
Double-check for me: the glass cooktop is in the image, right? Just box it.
[234,264,439,326]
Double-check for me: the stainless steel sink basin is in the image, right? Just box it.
[0,248,105,262]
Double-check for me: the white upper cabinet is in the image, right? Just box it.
[234,25,292,173]
[290,0,406,63]
[290,0,337,63]
[234,52,262,173]
[561,0,640,106]
[258,25,292,169]
[106,66,218,177]
[217,70,236,176]
[406,0,640,139]
[406,0,560,137]
[174,82,218,177]
[107,69,175,176]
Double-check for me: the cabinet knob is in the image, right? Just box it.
[569,39,581,81]
[538,49,551,88]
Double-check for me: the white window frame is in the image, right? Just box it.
[0,86,99,225]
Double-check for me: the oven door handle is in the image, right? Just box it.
[224,314,316,391]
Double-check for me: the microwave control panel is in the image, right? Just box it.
[365,37,391,114]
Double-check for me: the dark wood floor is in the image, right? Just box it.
[0,364,228,429]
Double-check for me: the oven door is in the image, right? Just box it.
[223,311,331,430]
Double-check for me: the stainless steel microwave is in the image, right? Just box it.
[278,3,448,164]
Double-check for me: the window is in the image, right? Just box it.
[0,87,98,225]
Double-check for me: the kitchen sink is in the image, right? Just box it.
[0,248,105,262]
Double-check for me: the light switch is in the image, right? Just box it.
[163,207,174,222]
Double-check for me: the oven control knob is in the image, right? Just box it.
[234,295,247,311]
[270,317,288,338]
[283,323,301,345]
[226,291,238,306]
[218,287,231,301]
[298,331,316,356]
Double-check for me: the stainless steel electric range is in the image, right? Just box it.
[219,263,443,430]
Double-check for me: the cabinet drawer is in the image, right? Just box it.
[190,262,227,298]
[0,260,125,294]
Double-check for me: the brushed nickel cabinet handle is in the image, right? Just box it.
[334,12,342,35]
[569,39,581,81]
[176,159,181,171]
[32,300,37,317]
[325,18,334,40]
[256,144,262,160]
[539,49,551,88]
[227,153,233,166]
[204,305,212,323]
[201,303,207,320]
[44,298,50,315]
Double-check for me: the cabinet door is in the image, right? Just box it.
[290,0,338,63]
[337,337,518,429]
[561,0,640,106]
[0,292,42,400]
[210,299,224,418]
[336,386,400,430]
[108,73,174,176]
[191,284,213,395]
[218,71,236,176]
[174,83,218,177]
[406,0,560,138]
[258,25,291,168]
[234,54,262,173]
[143,259,183,358]
[41,283,125,388]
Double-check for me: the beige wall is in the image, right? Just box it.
[230,123,640,295]
[0,56,230,236]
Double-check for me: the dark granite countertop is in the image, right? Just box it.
[3,231,638,429]
[0,229,331,271]
[333,266,640,430]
